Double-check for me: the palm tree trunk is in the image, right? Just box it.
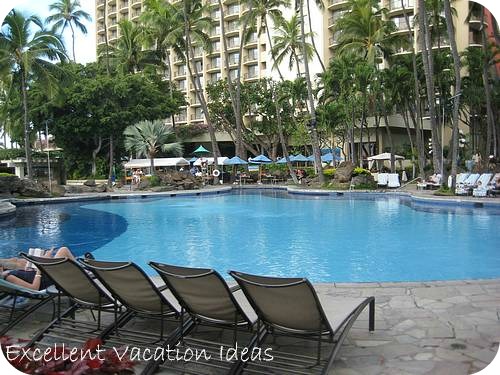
[402,0,425,177]
[108,135,114,186]
[444,0,461,189]
[150,152,155,176]
[298,0,324,184]
[183,3,220,182]
[306,0,325,72]
[273,86,298,184]
[401,105,416,178]
[21,71,33,179]
[418,0,442,174]
[480,8,495,157]
[69,22,76,62]
[91,136,102,177]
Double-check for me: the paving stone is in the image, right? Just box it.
[456,284,485,296]
[389,296,416,309]
[385,359,435,374]
[465,348,497,363]
[427,326,455,339]
[412,286,460,299]
[406,328,427,339]
[414,352,434,360]
[435,347,469,362]
[393,319,416,332]
[426,362,471,375]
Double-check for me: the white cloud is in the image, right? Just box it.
[1,0,96,64]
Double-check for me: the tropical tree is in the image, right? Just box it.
[179,0,221,179]
[99,20,155,75]
[272,14,313,76]
[246,0,291,80]
[0,10,67,179]
[296,0,324,182]
[417,0,442,174]
[124,120,182,175]
[335,0,400,171]
[47,0,91,62]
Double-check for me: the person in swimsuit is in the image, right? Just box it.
[0,247,76,290]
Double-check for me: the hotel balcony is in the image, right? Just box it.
[388,0,415,14]
[243,54,258,64]
[327,0,348,10]
[97,0,105,9]
[119,1,129,13]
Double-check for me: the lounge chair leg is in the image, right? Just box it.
[369,298,375,332]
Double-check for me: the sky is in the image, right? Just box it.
[1,0,96,64]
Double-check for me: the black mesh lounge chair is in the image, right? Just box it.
[20,253,122,348]
[145,263,261,375]
[229,271,375,375]
[0,278,56,336]
[79,259,185,347]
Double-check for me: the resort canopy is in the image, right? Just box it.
[292,154,309,163]
[367,152,404,170]
[193,157,228,166]
[124,158,190,169]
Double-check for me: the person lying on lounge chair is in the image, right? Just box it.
[0,247,76,291]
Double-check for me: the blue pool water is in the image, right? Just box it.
[1,190,499,282]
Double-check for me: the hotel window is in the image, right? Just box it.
[227,4,240,15]
[210,72,221,82]
[228,36,240,48]
[210,8,220,19]
[211,56,221,68]
[211,41,220,52]
[194,107,204,119]
[247,64,258,78]
[178,79,186,90]
[229,52,239,65]
[229,69,238,80]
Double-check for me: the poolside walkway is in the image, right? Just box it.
[8,279,499,374]
[318,279,500,375]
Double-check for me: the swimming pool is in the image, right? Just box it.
[1,190,499,282]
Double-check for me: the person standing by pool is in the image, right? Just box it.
[0,246,76,291]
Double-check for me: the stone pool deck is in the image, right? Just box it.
[7,278,500,375]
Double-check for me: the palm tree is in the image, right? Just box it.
[47,0,91,62]
[178,0,221,176]
[443,0,461,189]
[272,15,313,76]
[0,10,67,179]
[418,0,442,174]
[246,0,291,80]
[124,120,182,175]
[101,20,156,74]
[305,0,326,72]
[297,0,324,182]
[335,0,400,171]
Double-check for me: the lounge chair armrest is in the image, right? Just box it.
[158,284,169,292]
[229,285,241,293]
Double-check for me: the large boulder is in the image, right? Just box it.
[18,179,50,198]
[351,174,376,189]
[138,179,150,190]
[0,175,22,196]
[84,179,96,187]
[334,161,355,183]
[65,184,94,194]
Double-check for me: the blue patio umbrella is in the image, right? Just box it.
[292,153,308,163]
[249,154,272,164]
[189,157,198,163]
[306,155,315,162]
[223,156,248,165]
[276,155,295,164]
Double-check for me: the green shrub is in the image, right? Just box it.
[352,167,371,176]
[434,186,454,196]
[148,175,161,187]
[323,168,336,177]
[303,167,316,176]
[0,149,26,159]
[0,172,15,177]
